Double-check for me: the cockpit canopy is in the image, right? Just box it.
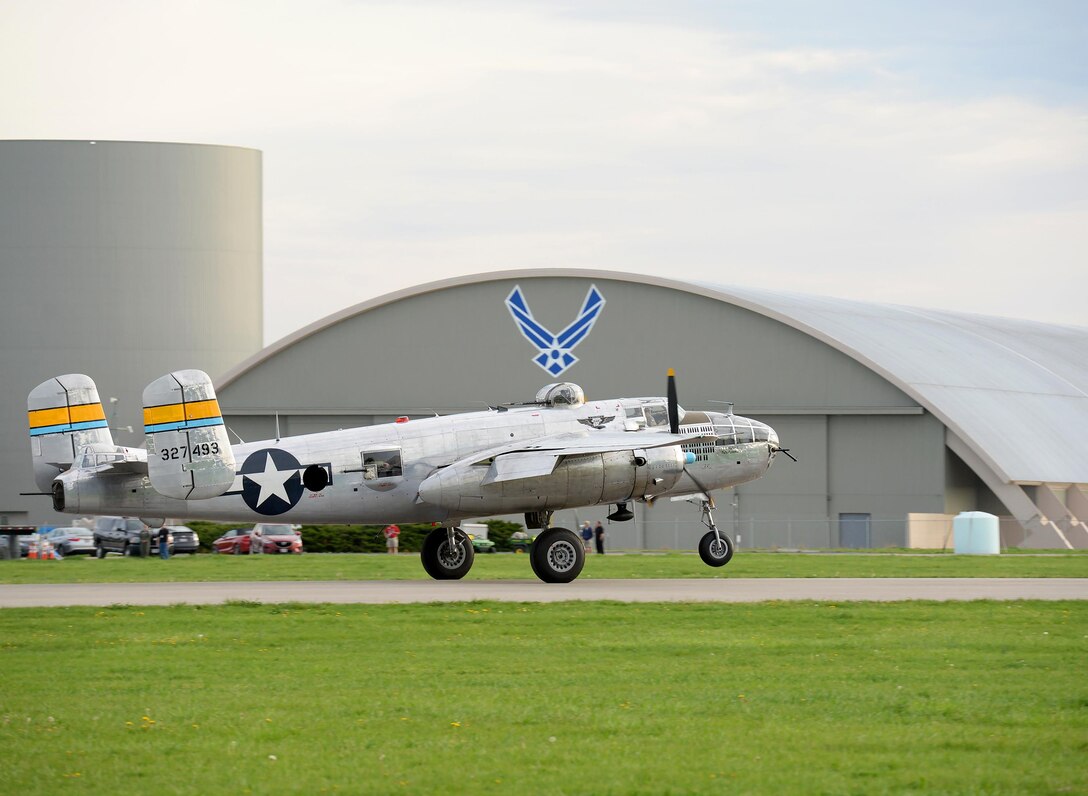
[536,383,586,407]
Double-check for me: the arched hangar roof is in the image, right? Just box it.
[221,269,1088,487]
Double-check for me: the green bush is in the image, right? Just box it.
[182,520,526,554]
[483,520,526,551]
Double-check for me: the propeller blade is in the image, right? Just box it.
[667,368,679,434]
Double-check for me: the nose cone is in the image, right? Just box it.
[767,426,779,447]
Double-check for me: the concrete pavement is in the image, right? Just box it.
[1,577,1085,607]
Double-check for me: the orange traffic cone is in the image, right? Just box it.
[27,538,38,559]
[43,541,54,560]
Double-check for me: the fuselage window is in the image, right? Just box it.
[363,449,403,480]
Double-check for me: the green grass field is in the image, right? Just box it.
[1,550,1086,584]
[1,600,1084,794]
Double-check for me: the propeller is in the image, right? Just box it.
[667,368,679,434]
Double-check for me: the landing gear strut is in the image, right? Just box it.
[695,498,734,567]
[421,527,475,580]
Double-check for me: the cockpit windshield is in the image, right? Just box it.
[714,417,774,445]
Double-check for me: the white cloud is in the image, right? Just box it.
[2,0,1084,341]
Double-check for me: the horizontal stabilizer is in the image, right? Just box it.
[143,370,236,500]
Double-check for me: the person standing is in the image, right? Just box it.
[383,524,400,555]
[158,526,170,560]
[594,521,605,555]
[580,521,593,553]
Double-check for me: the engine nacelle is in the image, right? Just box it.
[418,445,686,515]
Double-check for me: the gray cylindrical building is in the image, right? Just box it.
[0,140,263,526]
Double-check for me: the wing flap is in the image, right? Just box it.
[481,452,559,486]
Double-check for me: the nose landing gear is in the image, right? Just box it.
[694,497,735,567]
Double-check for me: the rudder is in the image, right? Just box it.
[28,375,114,492]
[143,370,236,500]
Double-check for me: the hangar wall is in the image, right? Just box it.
[0,140,264,526]
[218,274,965,548]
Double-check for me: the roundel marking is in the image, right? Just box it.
[240,448,304,516]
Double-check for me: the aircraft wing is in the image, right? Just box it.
[471,429,712,486]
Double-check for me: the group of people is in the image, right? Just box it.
[581,520,606,554]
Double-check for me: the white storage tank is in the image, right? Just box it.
[953,511,1001,555]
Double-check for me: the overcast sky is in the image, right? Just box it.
[4,0,1086,343]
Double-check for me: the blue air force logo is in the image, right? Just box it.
[505,284,606,377]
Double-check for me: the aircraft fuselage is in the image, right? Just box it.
[54,397,776,526]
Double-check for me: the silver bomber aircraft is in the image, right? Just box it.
[26,370,783,583]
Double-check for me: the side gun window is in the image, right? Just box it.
[362,449,403,480]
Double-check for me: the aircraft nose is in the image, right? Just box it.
[768,426,779,447]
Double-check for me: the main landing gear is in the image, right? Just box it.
[421,527,474,580]
[421,518,587,583]
[529,527,585,584]
[694,497,735,568]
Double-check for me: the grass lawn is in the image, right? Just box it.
[1,550,1086,584]
[0,600,1084,794]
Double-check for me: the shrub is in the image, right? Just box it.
[182,520,526,553]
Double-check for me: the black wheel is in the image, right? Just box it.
[529,528,585,583]
[698,531,734,567]
[123,544,134,557]
[421,528,475,580]
[95,545,105,559]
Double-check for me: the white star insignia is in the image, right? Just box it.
[245,452,294,508]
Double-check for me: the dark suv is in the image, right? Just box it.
[93,517,171,558]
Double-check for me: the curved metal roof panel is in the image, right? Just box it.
[694,283,1088,485]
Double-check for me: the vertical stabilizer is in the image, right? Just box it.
[28,375,114,492]
[143,370,236,500]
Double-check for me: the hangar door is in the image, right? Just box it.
[839,513,871,549]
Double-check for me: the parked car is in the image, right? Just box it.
[18,534,34,557]
[164,525,200,555]
[250,524,303,554]
[211,529,259,555]
[43,527,96,557]
[93,517,171,557]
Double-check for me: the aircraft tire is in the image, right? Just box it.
[530,528,584,584]
[698,531,734,567]
[421,528,475,580]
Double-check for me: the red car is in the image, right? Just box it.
[250,524,303,554]
[211,525,303,555]
[211,528,258,555]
